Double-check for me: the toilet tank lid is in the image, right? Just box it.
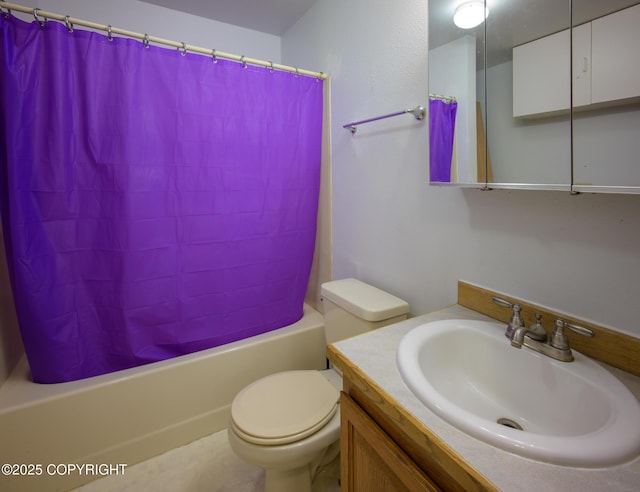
[321,278,409,322]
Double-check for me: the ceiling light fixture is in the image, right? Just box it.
[453,1,489,29]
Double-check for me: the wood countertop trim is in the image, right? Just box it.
[458,281,640,376]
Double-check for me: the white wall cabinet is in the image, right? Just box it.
[512,29,570,118]
[571,23,592,108]
[591,4,640,105]
[513,4,640,118]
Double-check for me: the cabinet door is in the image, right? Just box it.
[513,30,570,117]
[340,392,440,492]
[591,4,640,104]
[572,22,591,108]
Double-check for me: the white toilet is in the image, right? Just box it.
[227,278,409,492]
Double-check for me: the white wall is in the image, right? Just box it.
[283,0,640,337]
[32,0,281,62]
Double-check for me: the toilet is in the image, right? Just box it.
[227,278,409,492]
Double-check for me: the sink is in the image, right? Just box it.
[396,319,640,467]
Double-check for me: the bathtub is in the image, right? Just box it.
[0,304,326,492]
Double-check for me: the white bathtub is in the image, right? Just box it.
[0,304,326,492]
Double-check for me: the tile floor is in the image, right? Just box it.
[72,429,341,492]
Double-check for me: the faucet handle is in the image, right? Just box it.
[492,296,515,309]
[550,319,570,350]
[492,297,524,339]
[550,319,595,351]
[565,322,595,338]
[492,297,523,321]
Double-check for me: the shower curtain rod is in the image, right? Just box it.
[429,93,457,103]
[0,1,327,80]
[343,105,426,134]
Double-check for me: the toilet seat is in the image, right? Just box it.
[231,370,340,445]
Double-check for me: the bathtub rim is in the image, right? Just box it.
[0,303,325,413]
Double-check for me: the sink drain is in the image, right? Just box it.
[497,418,523,431]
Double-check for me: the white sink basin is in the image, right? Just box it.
[396,319,640,467]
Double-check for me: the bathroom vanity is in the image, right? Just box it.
[328,283,640,491]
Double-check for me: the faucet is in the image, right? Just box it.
[492,297,594,362]
[511,318,594,362]
[491,297,524,339]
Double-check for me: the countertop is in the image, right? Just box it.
[329,305,640,492]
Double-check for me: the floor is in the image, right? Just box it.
[72,429,341,492]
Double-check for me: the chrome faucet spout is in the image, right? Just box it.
[510,326,529,348]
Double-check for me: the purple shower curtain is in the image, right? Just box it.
[429,98,457,182]
[0,15,323,383]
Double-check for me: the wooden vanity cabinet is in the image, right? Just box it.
[340,392,440,492]
[334,354,498,492]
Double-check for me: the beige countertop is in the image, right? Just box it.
[330,304,640,492]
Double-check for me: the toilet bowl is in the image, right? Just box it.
[228,369,342,492]
[227,279,409,492]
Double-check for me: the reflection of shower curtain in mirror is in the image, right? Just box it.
[429,99,457,182]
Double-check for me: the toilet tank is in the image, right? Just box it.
[320,278,409,344]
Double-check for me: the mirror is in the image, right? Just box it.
[484,0,571,188]
[571,0,640,192]
[428,0,486,185]
[429,0,640,193]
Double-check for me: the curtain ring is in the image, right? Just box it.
[268,61,274,73]
[64,15,73,33]
[295,67,300,78]
[143,33,150,48]
[317,72,324,81]
[107,25,113,41]
[211,49,218,63]
[32,8,45,27]
[1,6,11,18]
[240,55,247,68]
[179,42,187,56]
